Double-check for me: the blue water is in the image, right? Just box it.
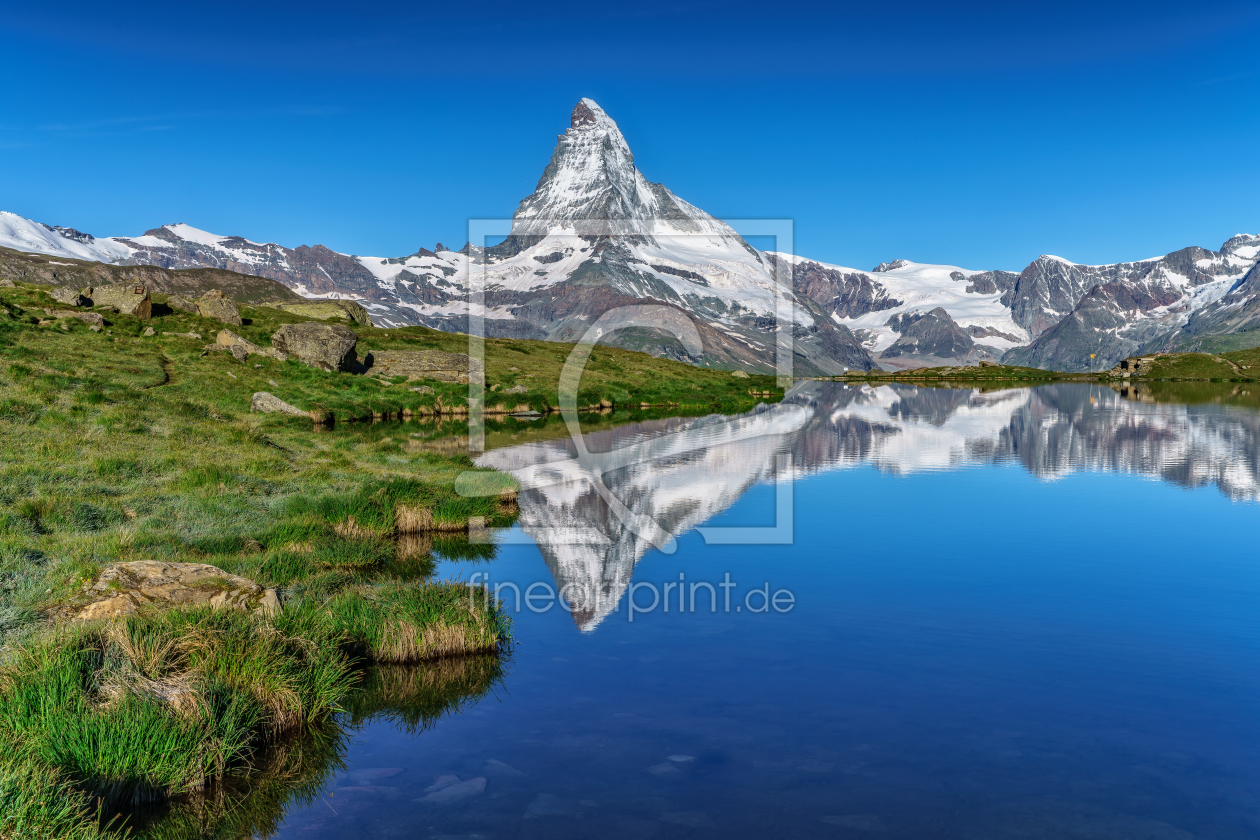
[275,384,1260,839]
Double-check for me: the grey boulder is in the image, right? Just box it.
[167,295,199,314]
[196,290,243,326]
[92,283,152,318]
[251,391,306,416]
[272,322,358,372]
[50,286,90,306]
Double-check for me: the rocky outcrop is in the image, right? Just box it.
[50,285,89,306]
[74,561,278,621]
[195,289,242,325]
[272,299,372,326]
[1150,261,1260,352]
[271,322,358,371]
[91,282,152,318]
[881,307,994,364]
[1004,279,1184,371]
[166,294,198,314]
[872,259,911,273]
[370,350,484,383]
[43,307,105,327]
[765,254,902,320]
[961,270,1020,298]
[251,391,306,416]
[1008,245,1255,341]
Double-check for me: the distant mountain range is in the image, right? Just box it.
[2,98,1257,373]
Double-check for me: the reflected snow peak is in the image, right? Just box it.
[476,383,1260,629]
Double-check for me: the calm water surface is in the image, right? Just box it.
[273,382,1260,840]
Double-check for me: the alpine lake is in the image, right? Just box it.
[130,380,1260,840]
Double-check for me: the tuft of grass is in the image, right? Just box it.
[320,582,508,663]
[0,758,113,840]
[0,627,256,807]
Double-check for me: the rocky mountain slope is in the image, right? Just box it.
[1003,236,1260,371]
[0,243,305,304]
[763,253,1027,368]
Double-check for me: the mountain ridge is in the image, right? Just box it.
[2,99,1257,373]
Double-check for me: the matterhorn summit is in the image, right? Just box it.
[467,99,874,372]
[508,99,745,249]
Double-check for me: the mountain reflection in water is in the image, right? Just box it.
[476,382,1260,630]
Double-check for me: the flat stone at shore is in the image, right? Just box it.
[73,560,279,621]
[371,349,483,384]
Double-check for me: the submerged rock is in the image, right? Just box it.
[646,762,683,776]
[415,775,487,803]
[344,767,406,786]
[661,812,716,829]
[523,792,584,817]
[482,759,528,778]
[73,561,278,621]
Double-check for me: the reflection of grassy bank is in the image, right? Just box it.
[123,656,505,840]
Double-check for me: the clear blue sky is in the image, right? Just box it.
[1,0,1257,271]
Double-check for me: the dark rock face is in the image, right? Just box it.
[46,225,96,245]
[1154,261,1260,351]
[1008,245,1249,340]
[967,325,1022,342]
[271,322,358,372]
[764,254,902,320]
[963,270,1020,298]
[1002,237,1259,369]
[882,307,987,361]
[872,260,910,273]
[1003,279,1184,372]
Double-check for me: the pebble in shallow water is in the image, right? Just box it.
[414,775,487,804]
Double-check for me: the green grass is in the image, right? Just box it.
[0,759,115,840]
[839,362,1092,382]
